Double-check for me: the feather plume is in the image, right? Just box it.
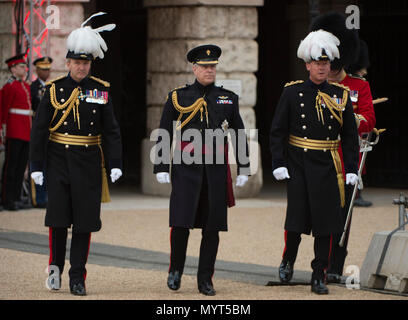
[297,29,340,62]
[66,12,116,60]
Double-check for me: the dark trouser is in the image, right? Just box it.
[169,226,219,285]
[48,227,91,286]
[328,184,354,275]
[282,230,333,281]
[1,138,29,206]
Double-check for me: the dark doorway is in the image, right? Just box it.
[256,1,292,183]
[85,0,147,185]
[357,0,408,188]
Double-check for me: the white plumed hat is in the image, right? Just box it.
[297,29,340,63]
[66,12,115,60]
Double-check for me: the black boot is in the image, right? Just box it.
[353,192,372,207]
[311,279,329,294]
[70,282,86,296]
[326,272,342,284]
[167,270,182,291]
[198,282,216,296]
[279,260,294,283]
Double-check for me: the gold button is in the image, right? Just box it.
[299,93,303,97]
[304,137,307,140]
[88,133,92,136]
[61,98,65,103]
[300,103,304,107]
[85,144,89,148]
[323,149,327,152]
[90,122,94,125]
[64,132,68,135]
[301,114,305,118]
[62,110,65,114]
[93,109,96,114]
[304,148,308,152]
[328,126,332,130]
[333,94,337,98]
[65,145,69,149]
[302,125,307,130]
[326,137,330,140]
[59,88,64,92]
[330,115,334,119]
[64,121,67,125]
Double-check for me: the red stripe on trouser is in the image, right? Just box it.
[83,233,92,282]
[168,227,173,272]
[282,230,288,259]
[48,227,53,266]
[324,235,333,278]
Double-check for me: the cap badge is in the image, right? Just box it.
[206,50,211,56]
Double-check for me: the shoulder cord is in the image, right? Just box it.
[315,89,348,126]
[171,90,208,131]
[49,83,81,132]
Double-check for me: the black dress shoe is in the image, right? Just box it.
[311,279,329,294]
[46,266,61,290]
[167,271,182,291]
[279,260,294,283]
[70,283,87,296]
[198,282,216,296]
[353,195,372,207]
[326,272,342,284]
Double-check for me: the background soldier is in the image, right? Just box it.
[30,13,122,296]
[154,44,250,296]
[1,54,32,211]
[30,56,53,208]
[310,12,376,283]
[270,30,359,294]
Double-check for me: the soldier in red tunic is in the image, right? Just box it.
[310,12,376,283]
[1,54,32,211]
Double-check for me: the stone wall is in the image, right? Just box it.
[142,0,263,197]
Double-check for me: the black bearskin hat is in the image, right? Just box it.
[310,12,360,70]
[346,39,370,74]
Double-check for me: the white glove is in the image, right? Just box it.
[31,171,44,185]
[156,172,170,184]
[110,168,122,183]
[236,175,249,187]
[273,167,290,180]
[346,173,358,185]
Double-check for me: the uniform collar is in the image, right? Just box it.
[67,72,89,87]
[193,79,215,95]
[38,78,46,86]
[305,78,329,91]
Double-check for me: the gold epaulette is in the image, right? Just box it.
[284,80,304,87]
[329,82,350,91]
[348,74,367,81]
[45,75,66,86]
[90,76,110,87]
[172,85,187,92]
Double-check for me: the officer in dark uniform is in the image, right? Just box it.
[154,44,250,296]
[30,56,53,208]
[31,57,53,113]
[30,13,122,296]
[309,13,376,282]
[1,54,32,211]
[269,30,359,294]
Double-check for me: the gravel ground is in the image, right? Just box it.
[1,189,407,301]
